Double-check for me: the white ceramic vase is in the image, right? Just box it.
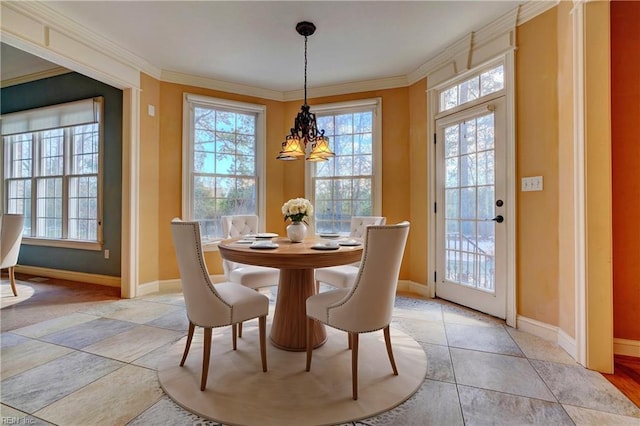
[286,221,307,243]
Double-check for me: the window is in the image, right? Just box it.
[2,97,103,250]
[306,99,382,234]
[439,64,504,113]
[182,94,266,243]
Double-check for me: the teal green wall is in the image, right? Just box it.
[1,72,122,276]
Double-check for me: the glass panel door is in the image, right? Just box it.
[436,98,506,318]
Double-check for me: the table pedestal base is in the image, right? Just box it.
[270,268,326,351]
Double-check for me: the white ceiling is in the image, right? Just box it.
[1,1,524,92]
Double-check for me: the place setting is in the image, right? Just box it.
[249,240,279,250]
[311,240,340,250]
[233,232,280,246]
[317,232,341,239]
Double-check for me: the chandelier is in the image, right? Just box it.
[277,21,334,162]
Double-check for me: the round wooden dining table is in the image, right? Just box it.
[218,237,363,351]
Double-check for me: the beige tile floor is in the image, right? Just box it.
[1,279,639,426]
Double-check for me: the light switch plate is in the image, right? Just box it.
[521,176,543,192]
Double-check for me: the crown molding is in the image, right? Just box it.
[407,34,473,85]
[283,75,409,102]
[1,67,71,88]
[473,7,519,50]
[162,71,409,102]
[161,70,285,101]
[518,0,559,25]
[408,7,518,85]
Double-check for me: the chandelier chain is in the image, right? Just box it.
[304,35,308,105]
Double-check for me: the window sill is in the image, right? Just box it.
[22,238,103,251]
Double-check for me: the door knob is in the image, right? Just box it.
[492,215,504,223]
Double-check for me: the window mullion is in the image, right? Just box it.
[31,133,38,237]
[62,128,70,239]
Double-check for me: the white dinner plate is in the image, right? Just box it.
[318,233,341,239]
[255,233,278,238]
[338,240,362,246]
[249,242,279,249]
[311,244,340,250]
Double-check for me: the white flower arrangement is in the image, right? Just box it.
[281,198,314,224]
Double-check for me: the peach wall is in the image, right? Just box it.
[556,0,576,337]
[157,82,286,280]
[138,73,161,284]
[515,8,560,324]
[408,78,429,286]
[611,0,640,341]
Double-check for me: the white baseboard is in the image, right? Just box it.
[614,338,640,357]
[516,315,559,342]
[136,280,160,296]
[397,280,430,298]
[557,328,578,360]
[15,265,121,287]
[137,279,181,296]
[137,275,227,297]
[517,315,578,361]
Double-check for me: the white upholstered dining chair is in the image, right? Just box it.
[221,215,279,337]
[1,214,25,297]
[305,221,410,400]
[171,219,269,391]
[220,215,280,290]
[314,216,386,291]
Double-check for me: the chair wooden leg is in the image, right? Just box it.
[238,321,243,338]
[232,323,237,350]
[259,315,267,372]
[9,267,18,297]
[384,325,398,375]
[315,280,320,294]
[201,327,212,391]
[305,317,314,371]
[348,333,352,349]
[351,332,359,400]
[180,322,195,366]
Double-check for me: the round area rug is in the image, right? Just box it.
[1,282,35,308]
[158,321,427,426]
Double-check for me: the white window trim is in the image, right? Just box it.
[2,97,105,251]
[304,97,383,234]
[181,93,266,251]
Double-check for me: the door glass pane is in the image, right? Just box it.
[480,65,504,96]
[443,112,496,292]
[460,154,476,187]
